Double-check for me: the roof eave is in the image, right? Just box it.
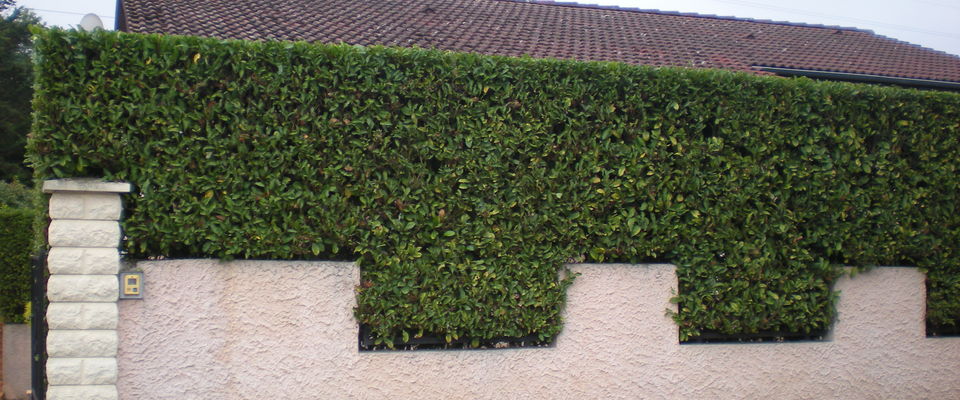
[755,66,960,91]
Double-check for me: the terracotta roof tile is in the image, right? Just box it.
[117,0,960,83]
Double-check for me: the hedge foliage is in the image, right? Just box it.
[29,29,960,342]
[0,180,33,209]
[0,208,33,323]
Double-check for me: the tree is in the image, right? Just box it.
[0,1,41,183]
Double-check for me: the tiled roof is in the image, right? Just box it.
[117,0,960,83]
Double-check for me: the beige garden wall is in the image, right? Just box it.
[117,261,960,399]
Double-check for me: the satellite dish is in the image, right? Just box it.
[78,13,104,31]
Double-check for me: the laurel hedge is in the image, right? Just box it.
[29,29,960,343]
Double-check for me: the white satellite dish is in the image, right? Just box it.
[78,13,104,31]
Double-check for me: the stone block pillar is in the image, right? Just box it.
[42,179,131,400]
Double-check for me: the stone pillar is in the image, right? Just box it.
[42,179,131,400]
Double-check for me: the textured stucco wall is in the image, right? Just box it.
[118,261,960,399]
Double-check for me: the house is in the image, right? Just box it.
[34,3,960,397]
[115,0,960,90]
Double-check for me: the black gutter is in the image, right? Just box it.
[754,66,960,91]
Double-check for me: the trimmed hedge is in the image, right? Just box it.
[29,29,960,343]
[0,208,34,323]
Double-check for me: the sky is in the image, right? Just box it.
[12,0,960,57]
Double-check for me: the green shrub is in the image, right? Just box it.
[29,29,960,343]
[0,180,33,209]
[0,208,34,323]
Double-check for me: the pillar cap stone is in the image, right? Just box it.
[43,179,131,194]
